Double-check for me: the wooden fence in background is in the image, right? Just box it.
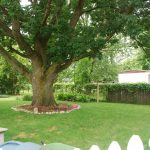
[107,90,150,104]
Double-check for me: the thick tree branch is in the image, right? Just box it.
[55,61,72,74]
[53,51,92,74]
[0,46,32,82]
[42,0,52,26]
[0,20,13,38]
[70,0,85,29]
[0,18,34,58]
[8,46,30,58]
[39,1,64,42]
[12,19,34,56]
[34,38,48,66]
[10,0,34,55]
[50,2,64,25]
[119,5,134,14]
[47,32,116,75]
[55,32,117,74]
[45,63,58,79]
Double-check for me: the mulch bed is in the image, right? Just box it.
[14,103,80,114]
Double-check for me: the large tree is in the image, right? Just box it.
[0,0,147,107]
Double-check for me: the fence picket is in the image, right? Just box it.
[127,135,144,150]
[108,141,121,150]
[90,145,100,150]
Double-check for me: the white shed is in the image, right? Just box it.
[118,70,150,83]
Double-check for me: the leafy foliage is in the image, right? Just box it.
[120,49,150,71]
[57,92,96,102]
[22,94,32,101]
[0,0,148,65]
[105,83,150,92]
[0,57,27,94]
[123,0,150,55]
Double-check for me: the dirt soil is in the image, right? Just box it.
[19,103,80,113]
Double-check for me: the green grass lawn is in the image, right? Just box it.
[0,96,150,150]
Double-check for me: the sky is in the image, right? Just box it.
[20,0,30,6]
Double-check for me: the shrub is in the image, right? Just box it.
[22,94,32,101]
[57,93,76,101]
[57,93,96,102]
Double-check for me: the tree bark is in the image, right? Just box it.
[31,75,57,106]
[31,57,57,107]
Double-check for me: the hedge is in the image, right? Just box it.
[105,83,150,104]
[56,93,96,102]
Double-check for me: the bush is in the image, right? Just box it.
[57,93,76,101]
[57,93,96,102]
[22,94,32,101]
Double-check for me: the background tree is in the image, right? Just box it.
[0,0,148,107]
[124,0,150,56]
[120,50,150,70]
[0,56,28,94]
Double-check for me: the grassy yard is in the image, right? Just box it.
[0,96,150,150]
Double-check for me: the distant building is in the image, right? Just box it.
[118,70,150,83]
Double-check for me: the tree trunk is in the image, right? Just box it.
[31,76,57,106]
[31,57,57,107]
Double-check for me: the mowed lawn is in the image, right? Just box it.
[0,97,150,150]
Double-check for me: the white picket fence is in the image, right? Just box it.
[74,135,148,150]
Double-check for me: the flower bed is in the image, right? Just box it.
[12,103,80,115]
